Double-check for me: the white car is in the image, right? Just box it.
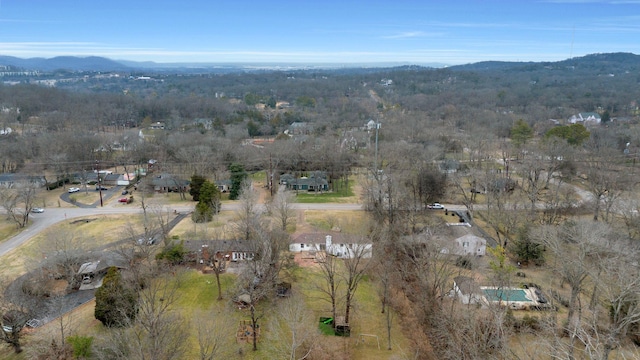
[427,203,444,210]
[68,187,80,193]
[31,207,44,213]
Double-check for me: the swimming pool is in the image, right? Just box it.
[483,288,532,302]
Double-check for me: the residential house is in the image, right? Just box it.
[288,122,312,135]
[439,159,462,174]
[214,179,231,193]
[452,234,487,256]
[289,233,372,259]
[193,118,212,130]
[77,255,128,290]
[0,173,46,188]
[280,172,329,192]
[569,112,601,125]
[453,276,484,305]
[181,240,255,264]
[101,173,122,186]
[149,121,165,130]
[150,173,189,193]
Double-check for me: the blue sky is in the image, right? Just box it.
[0,0,639,64]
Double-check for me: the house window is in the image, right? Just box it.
[300,243,305,249]
[463,242,469,248]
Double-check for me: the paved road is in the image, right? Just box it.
[0,201,370,258]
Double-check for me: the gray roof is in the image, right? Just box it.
[454,276,482,296]
[180,239,254,253]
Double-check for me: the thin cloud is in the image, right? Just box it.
[383,31,432,39]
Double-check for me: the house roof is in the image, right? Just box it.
[180,239,254,253]
[0,173,45,184]
[454,276,482,296]
[455,234,486,244]
[151,173,189,187]
[291,232,369,245]
[103,173,121,181]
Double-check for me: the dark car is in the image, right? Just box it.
[96,185,108,191]
[122,190,128,195]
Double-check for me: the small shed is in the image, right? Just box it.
[453,276,483,305]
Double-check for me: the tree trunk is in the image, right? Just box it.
[214,269,223,301]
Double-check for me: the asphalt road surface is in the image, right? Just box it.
[0,202,372,258]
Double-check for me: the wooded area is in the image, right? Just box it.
[0,52,640,359]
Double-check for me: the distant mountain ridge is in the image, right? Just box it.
[0,52,638,73]
[0,55,130,72]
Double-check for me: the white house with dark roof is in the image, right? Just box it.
[289,232,372,259]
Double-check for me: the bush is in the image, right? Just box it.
[155,242,186,265]
[67,335,93,358]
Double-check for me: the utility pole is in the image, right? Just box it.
[269,153,274,196]
[96,160,103,207]
[374,121,381,172]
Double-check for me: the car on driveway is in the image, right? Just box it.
[427,203,444,210]
[118,197,128,203]
[68,187,80,193]
[31,207,45,213]
[137,237,158,245]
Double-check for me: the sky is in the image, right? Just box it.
[0,0,639,65]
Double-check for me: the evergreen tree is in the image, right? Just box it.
[94,267,136,327]
[229,163,247,200]
[189,174,207,201]
[192,180,221,222]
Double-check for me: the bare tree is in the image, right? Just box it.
[268,189,295,232]
[533,220,612,359]
[341,235,371,326]
[126,271,189,360]
[0,183,39,228]
[266,293,318,360]
[315,248,342,328]
[194,308,233,360]
[581,241,640,360]
[233,180,262,241]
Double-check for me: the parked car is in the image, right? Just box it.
[68,187,80,193]
[118,198,128,203]
[427,203,444,210]
[137,237,158,246]
[31,207,44,213]
[121,190,128,195]
[96,185,108,191]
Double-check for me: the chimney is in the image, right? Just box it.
[325,235,332,249]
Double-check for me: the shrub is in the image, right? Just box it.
[155,242,186,265]
[67,335,93,358]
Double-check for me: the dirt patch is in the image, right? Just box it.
[293,251,320,268]
[70,218,97,224]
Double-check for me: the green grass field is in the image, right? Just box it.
[294,178,356,203]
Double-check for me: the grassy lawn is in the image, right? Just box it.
[295,265,412,359]
[294,178,357,204]
[304,210,369,233]
[0,214,146,280]
[7,259,412,359]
